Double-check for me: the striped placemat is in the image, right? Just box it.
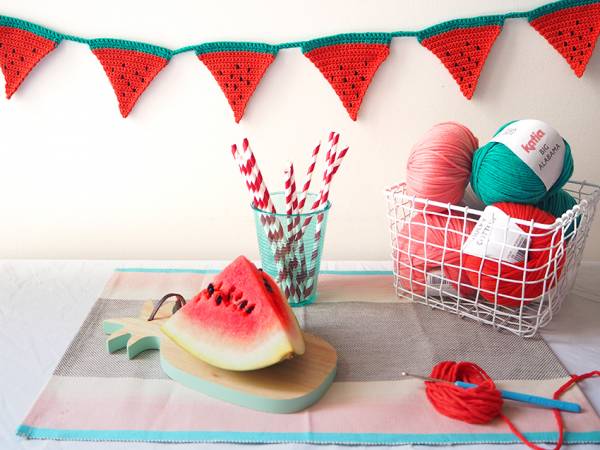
[17,268,600,445]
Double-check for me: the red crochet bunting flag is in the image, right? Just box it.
[302,34,391,120]
[89,39,171,117]
[529,0,600,77]
[418,17,504,99]
[197,43,277,123]
[0,18,62,99]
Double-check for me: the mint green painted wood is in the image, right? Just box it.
[102,301,337,414]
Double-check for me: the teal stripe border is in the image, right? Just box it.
[528,0,599,20]
[115,267,392,276]
[3,0,596,55]
[16,426,600,445]
[88,38,172,59]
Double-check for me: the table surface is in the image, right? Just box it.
[1,260,599,450]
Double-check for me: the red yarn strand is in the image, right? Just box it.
[426,362,599,450]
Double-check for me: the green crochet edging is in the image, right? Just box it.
[528,0,599,20]
[301,33,392,53]
[418,15,505,42]
[88,38,172,60]
[195,41,278,56]
[0,15,62,43]
[0,0,598,55]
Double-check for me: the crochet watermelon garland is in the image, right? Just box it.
[418,16,504,99]
[302,34,391,120]
[197,42,278,123]
[89,39,172,117]
[0,17,62,99]
[529,0,600,77]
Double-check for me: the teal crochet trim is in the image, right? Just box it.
[195,41,278,56]
[88,38,172,60]
[528,0,599,20]
[301,33,392,53]
[0,0,598,55]
[0,15,62,43]
[418,15,505,42]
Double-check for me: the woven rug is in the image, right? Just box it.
[17,268,600,445]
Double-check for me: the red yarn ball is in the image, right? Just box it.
[396,212,475,296]
[426,361,503,424]
[463,202,565,307]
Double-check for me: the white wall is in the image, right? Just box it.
[0,0,599,261]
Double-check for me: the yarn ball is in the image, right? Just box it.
[536,189,580,239]
[471,120,574,205]
[426,361,502,424]
[396,212,475,296]
[464,202,565,308]
[406,122,479,207]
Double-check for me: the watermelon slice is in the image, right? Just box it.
[197,42,277,123]
[162,256,305,371]
[302,33,390,120]
[0,17,62,98]
[529,0,600,77]
[89,39,172,117]
[418,16,504,99]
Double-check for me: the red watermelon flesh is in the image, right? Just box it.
[420,25,502,99]
[0,27,57,99]
[199,51,275,123]
[162,256,305,371]
[92,48,168,117]
[530,2,600,77]
[305,43,389,120]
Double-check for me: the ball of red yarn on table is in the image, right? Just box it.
[426,361,503,424]
[396,212,475,296]
[464,202,565,308]
[406,122,479,208]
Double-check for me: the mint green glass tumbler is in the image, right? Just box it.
[252,192,331,306]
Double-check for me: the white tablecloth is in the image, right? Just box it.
[1,260,599,450]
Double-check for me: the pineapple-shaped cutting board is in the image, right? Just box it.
[103,299,337,413]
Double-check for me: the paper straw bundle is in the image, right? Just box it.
[230,133,349,303]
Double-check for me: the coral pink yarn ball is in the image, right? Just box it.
[395,211,475,296]
[406,122,479,207]
[464,203,565,308]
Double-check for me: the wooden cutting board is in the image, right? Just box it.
[103,300,337,413]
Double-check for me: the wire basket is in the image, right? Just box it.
[385,180,600,337]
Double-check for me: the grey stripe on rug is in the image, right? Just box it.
[54,298,568,381]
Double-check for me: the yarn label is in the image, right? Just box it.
[462,206,530,263]
[489,119,564,190]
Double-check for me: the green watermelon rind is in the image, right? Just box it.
[528,0,600,20]
[417,15,505,42]
[88,38,172,60]
[0,15,62,43]
[196,41,279,56]
[301,33,392,54]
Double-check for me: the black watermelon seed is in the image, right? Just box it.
[576,20,580,25]
[120,74,125,79]
[225,83,229,87]
[238,94,242,99]
[558,31,563,36]
[258,268,263,271]
[111,67,114,73]
[32,48,37,53]
[0,43,2,48]
[246,80,250,85]
[263,278,273,293]
[351,83,355,89]
[233,84,238,91]
[235,64,240,69]
[573,46,577,51]
[11,48,15,54]
[571,31,575,36]
[354,70,358,75]
[475,45,480,51]
[459,77,463,82]
[245,305,255,314]
[230,73,234,79]
[121,92,126,97]
[233,100,236,105]
[132,88,137,92]
[121,63,125,67]
[127,82,131,86]
[16,70,19,75]
[360,76,366,81]
[207,283,215,296]
[454,62,458,67]
[343,77,347,82]
[20,56,24,62]
[239,76,243,81]
[349,102,353,107]
[445,51,450,56]
[216,295,223,305]
[339,65,343,70]
[141,77,145,82]
[247,67,251,73]
[239,300,248,310]
[145,65,149,71]
[218,70,223,75]
[564,41,568,46]
[134,71,139,76]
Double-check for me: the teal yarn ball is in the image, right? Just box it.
[471,121,574,205]
[536,189,579,237]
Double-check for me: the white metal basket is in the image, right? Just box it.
[385,180,599,337]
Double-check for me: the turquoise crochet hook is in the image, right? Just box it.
[401,372,581,413]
